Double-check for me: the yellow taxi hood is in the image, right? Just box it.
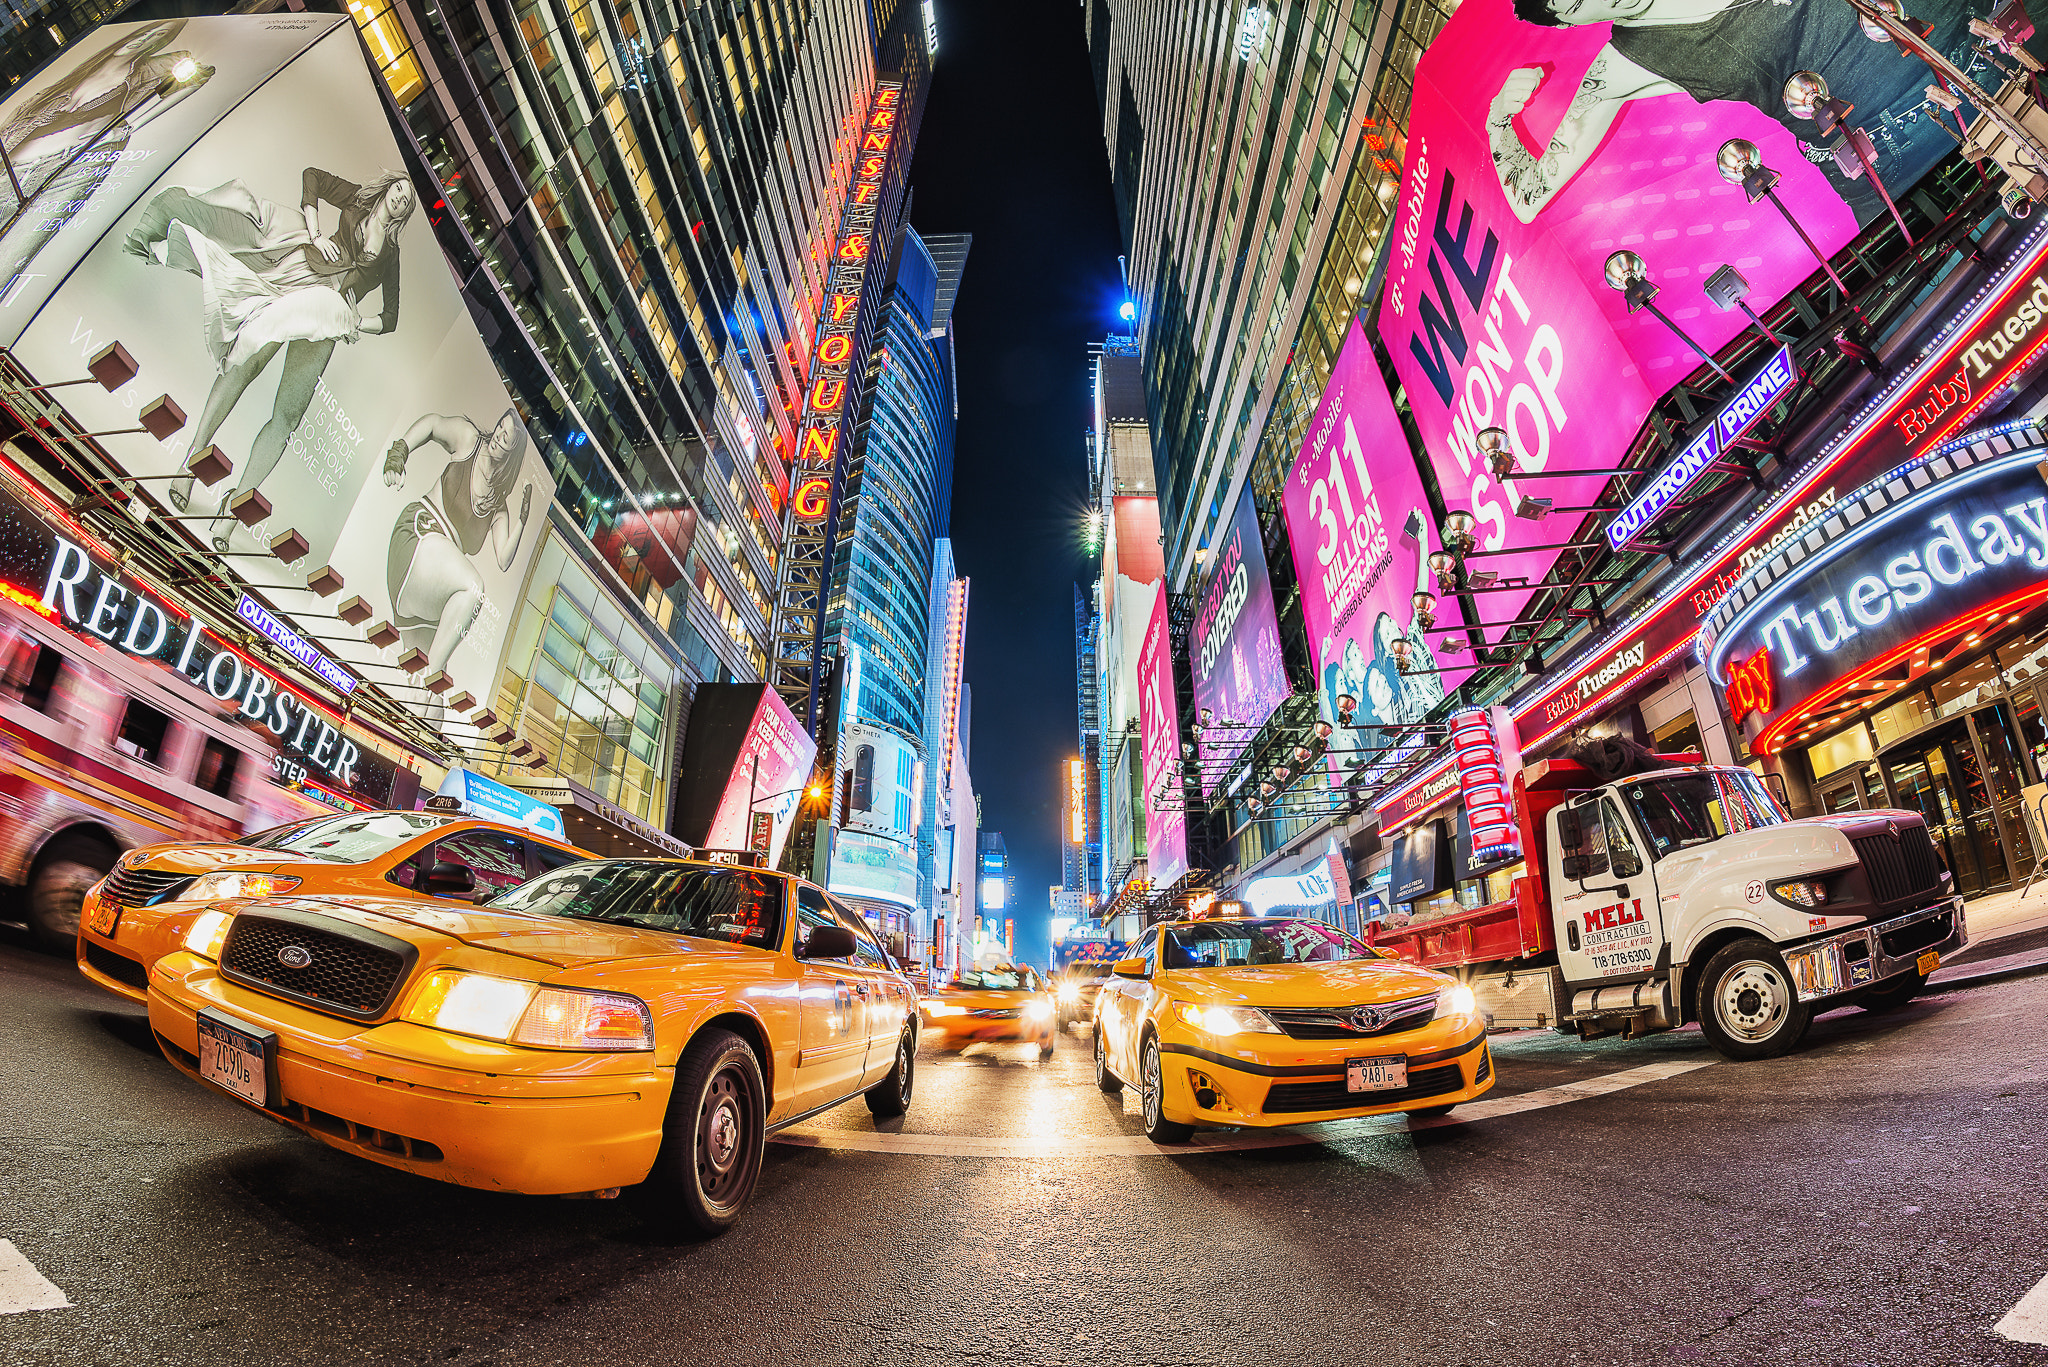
[131,843,303,875]
[240,895,737,970]
[1167,957,1449,1007]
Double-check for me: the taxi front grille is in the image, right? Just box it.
[219,910,415,1021]
[969,1007,1023,1019]
[1262,1064,1462,1115]
[84,941,148,991]
[101,865,193,909]
[1265,995,1437,1040]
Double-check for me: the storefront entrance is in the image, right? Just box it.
[1877,705,2038,897]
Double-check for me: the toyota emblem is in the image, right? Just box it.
[277,944,313,970]
[1351,1005,1388,1032]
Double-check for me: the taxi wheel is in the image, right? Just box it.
[1140,1035,1193,1145]
[648,1028,765,1235]
[865,1026,916,1118]
[1093,1028,1123,1094]
[1696,938,1814,1061]
[28,836,112,954]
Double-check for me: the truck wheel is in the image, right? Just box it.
[1093,1027,1123,1094]
[644,1028,765,1235]
[1696,938,1813,1060]
[1856,970,1927,1014]
[28,835,114,955]
[1140,1035,1193,1144]
[864,1025,915,1118]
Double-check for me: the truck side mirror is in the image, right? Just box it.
[1561,854,1587,881]
[1557,809,1582,850]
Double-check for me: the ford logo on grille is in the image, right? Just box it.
[277,944,313,970]
[1351,1005,1389,1032]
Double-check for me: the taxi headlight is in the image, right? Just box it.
[1175,1001,1281,1035]
[181,909,233,960]
[510,986,654,1051]
[406,971,536,1041]
[921,999,964,1017]
[1439,983,1478,1020]
[1057,984,1079,1004]
[1023,998,1054,1022]
[185,871,302,902]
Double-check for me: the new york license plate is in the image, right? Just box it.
[86,896,118,937]
[1346,1056,1407,1092]
[197,1009,273,1108]
[1917,949,1941,976]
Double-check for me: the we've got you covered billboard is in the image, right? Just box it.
[0,15,556,744]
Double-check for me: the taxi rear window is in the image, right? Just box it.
[486,861,784,950]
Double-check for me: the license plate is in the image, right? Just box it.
[1917,949,1941,976]
[86,896,118,937]
[197,1008,273,1108]
[1346,1056,1407,1092]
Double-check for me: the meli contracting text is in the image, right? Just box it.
[40,538,364,785]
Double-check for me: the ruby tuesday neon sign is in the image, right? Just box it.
[790,82,901,522]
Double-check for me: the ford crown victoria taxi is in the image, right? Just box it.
[77,809,590,1005]
[145,857,918,1231]
[1092,916,1495,1143]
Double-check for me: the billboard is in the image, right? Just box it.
[828,827,919,909]
[1,16,556,745]
[1378,0,1977,633]
[673,682,818,864]
[839,720,921,841]
[1136,583,1187,887]
[1282,322,1469,760]
[1189,489,1288,790]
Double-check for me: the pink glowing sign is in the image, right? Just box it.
[1137,584,1187,887]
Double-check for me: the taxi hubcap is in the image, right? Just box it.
[696,1064,756,1204]
[1716,961,1789,1041]
[1143,1044,1161,1125]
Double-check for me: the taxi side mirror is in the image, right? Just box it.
[1111,955,1147,979]
[800,925,857,960]
[424,861,476,900]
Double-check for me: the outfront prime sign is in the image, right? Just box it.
[1702,445,2048,749]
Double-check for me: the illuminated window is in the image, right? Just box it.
[347,0,426,106]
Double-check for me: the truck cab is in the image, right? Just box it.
[1544,765,1964,1057]
[1370,760,1966,1060]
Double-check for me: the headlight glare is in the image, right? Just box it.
[1771,879,1829,908]
[1177,1001,1281,1035]
[1057,984,1079,1003]
[181,909,232,960]
[921,999,963,1017]
[1023,998,1053,1021]
[186,871,302,902]
[511,987,653,1051]
[407,970,536,1041]
[1439,983,1478,1019]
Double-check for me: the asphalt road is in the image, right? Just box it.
[3,936,2046,1367]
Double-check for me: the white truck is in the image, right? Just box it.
[1369,757,1966,1060]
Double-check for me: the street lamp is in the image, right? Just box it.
[1604,251,1737,384]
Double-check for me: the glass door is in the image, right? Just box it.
[1970,703,2038,882]
[1884,728,1986,895]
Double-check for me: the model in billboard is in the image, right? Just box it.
[0,20,213,291]
[1494,0,1972,225]
[1321,512,1445,732]
[124,167,415,546]
[381,410,537,676]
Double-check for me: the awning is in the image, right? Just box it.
[506,776,689,859]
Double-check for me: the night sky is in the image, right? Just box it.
[907,2,1123,967]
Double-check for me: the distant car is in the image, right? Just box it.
[1092,916,1496,1143]
[919,965,1057,1057]
[1054,961,1114,1027]
[76,809,590,1006]
[145,858,920,1231]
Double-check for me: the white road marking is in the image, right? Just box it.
[0,1240,71,1314]
[1996,1271,2048,1344]
[773,1058,1717,1158]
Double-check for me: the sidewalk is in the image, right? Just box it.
[1928,882,2048,991]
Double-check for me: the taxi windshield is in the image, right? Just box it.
[1623,770,1785,859]
[1163,919,1378,968]
[234,812,451,862]
[486,860,783,950]
[954,969,1035,991]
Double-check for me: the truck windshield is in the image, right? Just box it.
[1622,770,1785,859]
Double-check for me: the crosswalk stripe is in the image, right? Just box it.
[1995,1271,2048,1344]
[0,1240,71,1314]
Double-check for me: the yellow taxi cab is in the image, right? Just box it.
[77,808,591,1005]
[145,857,919,1231]
[918,964,1057,1057]
[1092,915,1494,1143]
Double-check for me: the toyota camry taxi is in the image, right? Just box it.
[77,808,591,1005]
[1092,915,1494,1143]
[144,857,919,1231]
[918,965,1058,1057]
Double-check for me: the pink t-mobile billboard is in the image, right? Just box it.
[1136,583,1187,888]
[1282,322,1470,776]
[1377,0,1898,635]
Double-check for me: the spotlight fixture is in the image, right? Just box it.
[1199,707,1214,727]
[1389,638,1412,665]
[1411,591,1436,631]
[1604,250,1735,383]
[1272,764,1293,782]
[1315,720,1334,739]
[1258,782,1275,797]
[1248,798,1264,814]
[1292,745,1313,763]
[1478,427,1517,481]
[1427,549,1459,591]
[1717,138,1853,298]
[1440,511,1478,554]
[1335,692,1357,716]
[1781,70,1912,242]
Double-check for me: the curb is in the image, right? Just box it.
[1928,946,2048,992]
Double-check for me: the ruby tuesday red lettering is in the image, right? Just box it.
[39,538,361,785]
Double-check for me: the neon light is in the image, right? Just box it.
[0,580,58,620]
[817,334,853,365]
[793,477,831,520]
[1068,758,1085,844]
[1448,707,1522,865]
[1725,649,1773,724]
[810,378,845,411]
